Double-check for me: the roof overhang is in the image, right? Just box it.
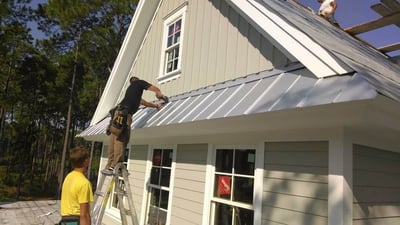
[90,0,162,125]
[77,64,398,143]
[79,98,400,149]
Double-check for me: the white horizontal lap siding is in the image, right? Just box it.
[127,145,149,220]
[353,145,400,225]
[170,144,208,225]
[263,141,329,225]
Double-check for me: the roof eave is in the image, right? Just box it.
[90,0,161,125]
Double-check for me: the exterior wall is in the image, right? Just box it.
[132,0,290,100]
[262,141,329,225]
[170,144,208,225]
[128,145,149,221]
[353,145,400,225]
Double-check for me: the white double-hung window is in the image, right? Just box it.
[211,148,256,225]
[145,147,175,225]
[158,4,187,82]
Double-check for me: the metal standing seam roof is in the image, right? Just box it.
[259,0,400,101]
[78,63,377,137]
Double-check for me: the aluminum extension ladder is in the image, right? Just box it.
[91,163,139,225]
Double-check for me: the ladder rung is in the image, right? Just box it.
[92,162,138,225]
[95,191,105,197]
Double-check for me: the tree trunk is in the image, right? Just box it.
[58,35,80,197]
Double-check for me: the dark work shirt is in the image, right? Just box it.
[119,79,151,114]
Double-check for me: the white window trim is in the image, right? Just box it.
[158,5,187,84]
[204,144,262,225]
[141,145,177,225]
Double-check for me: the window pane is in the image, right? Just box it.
[150,188,160,207]
[167,50,173,60]
[162,149,172,167]
[234,149,255,175]
[158,210,167,225]
[216,149,233,173]
[233,177,253,204]
[235,207,254,225]
[147,206,167,225]
[166,62,172,72]
[150,168,160,185]
[167,36,173,47]
[160,168,171,187]
[214,175,231,199]
[168,24,174,36]
[174,47,179,58]
[175,19,181,32]
[153,149,162,166]
[147,206,159,225]
[160,190,169,209]
[173,59,178,70]
[174,31,181,44]
[214,203,232,225]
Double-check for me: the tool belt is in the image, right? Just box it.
[108,105,129,137]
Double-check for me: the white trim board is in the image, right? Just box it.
[225,0,352,77]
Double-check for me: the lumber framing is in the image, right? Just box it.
[344,13,400,35]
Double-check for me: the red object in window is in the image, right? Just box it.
[218,176,231,195]
[175,23,180,32]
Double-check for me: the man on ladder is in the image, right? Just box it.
[102,76,167,175]
[92,76,168,225]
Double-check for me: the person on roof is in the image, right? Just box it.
[318,0,339,26]
[102,76,167,175]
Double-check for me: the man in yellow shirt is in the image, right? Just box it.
[60,146,94,225]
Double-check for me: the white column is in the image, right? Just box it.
[329,129,353,225]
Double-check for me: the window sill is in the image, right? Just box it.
[157,70,181,84]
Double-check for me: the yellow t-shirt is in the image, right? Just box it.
[61,170,94,216]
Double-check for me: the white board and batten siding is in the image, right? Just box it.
[131,0,290,101]
[263,141,329,225]
[169,144,208,225]
[353,145,400,225]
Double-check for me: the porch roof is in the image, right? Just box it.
[78,63,377,138]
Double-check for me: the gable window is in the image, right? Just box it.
[146,148,174,225]
[211,148,255,225]
[158,5,187,83]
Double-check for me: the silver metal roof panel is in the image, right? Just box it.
[260,0,400,101]
[78,64,378,137]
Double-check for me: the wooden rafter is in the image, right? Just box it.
[344,12,400,35]
[371,0,400,27]
[378,42,400,53]
[343,0,400,56]
[382,0,400,11]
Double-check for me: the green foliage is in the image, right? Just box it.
[0,0,137,200]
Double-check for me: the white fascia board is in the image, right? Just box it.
[90,0,160,125]
[226,0,352,77]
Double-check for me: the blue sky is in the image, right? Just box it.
[300,0,399,56]
[29,0,399,56]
